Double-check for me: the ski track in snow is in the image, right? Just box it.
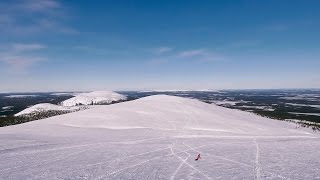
[0,143,104,174]
[169,145,190,180]
[183,140,289,180]
[0,134,314,179]
[95,152,170,179]
[254,138,261,180]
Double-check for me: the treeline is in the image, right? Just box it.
[254,110,320,131]
[0,110,78,127]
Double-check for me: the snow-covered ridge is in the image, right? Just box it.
[50,92,81,96]
[61,91,127,106]
[14,91,126,117]
[35,95,304,135]
[15,103,82,116]
[140,89,221,92]
[4,95,40,98]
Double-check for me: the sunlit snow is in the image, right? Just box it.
[0,95,319,179]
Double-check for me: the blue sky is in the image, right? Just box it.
[0,0,320,92]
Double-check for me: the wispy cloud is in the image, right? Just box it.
[179,49,224,62]
[20,0,61,12]
[1,55,45,70]
[153,47,173,54]
[0,43,46,70]
[0,0,77,35]
[12,43,46,52]
[147,48,225,65]
[263,24,290,32]
[178,49,208,57]
[229,40,260,48]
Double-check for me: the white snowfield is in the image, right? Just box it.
[0,95,319,179]
[61,91,127,106]
[15,103,81,116]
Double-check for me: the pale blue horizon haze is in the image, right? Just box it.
[0,0,320,92]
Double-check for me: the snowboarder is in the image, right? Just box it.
[195,153,201,161]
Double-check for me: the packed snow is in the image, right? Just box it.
[61,91,127,106]
[0,95,319,179]
[15,103,82,116]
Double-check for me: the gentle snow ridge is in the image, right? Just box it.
[61,90,126,106]
[26,95,312,135]
[50,92,81,96]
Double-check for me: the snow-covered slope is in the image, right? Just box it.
[15,103,81,116]
[34,95,309,135]
[61,90,126,106]
[0,95,319,179]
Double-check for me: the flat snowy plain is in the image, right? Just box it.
[0,95,319,179]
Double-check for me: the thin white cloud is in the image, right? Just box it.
[13,43,46,52]
[263,24,290,31]
[0,43,46,70]
[179,49,208,57]
[229,40,260,48]
[146,48,225,66]
[20,0,61,12]
[153,47,173,54]
[0,0,77,35]
[1,55,45,70]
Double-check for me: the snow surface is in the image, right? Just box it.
[15,103,82,116]
[61,91,127,106]
[0,95,319,179]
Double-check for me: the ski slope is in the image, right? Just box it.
[0,95,319,179]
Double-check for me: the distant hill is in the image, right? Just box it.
[61,91,127,106]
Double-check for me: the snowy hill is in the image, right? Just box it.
[15,103,82,117]
[61,90,127,106]
[0,95,319,179]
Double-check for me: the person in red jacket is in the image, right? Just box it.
[195,153,201,161]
